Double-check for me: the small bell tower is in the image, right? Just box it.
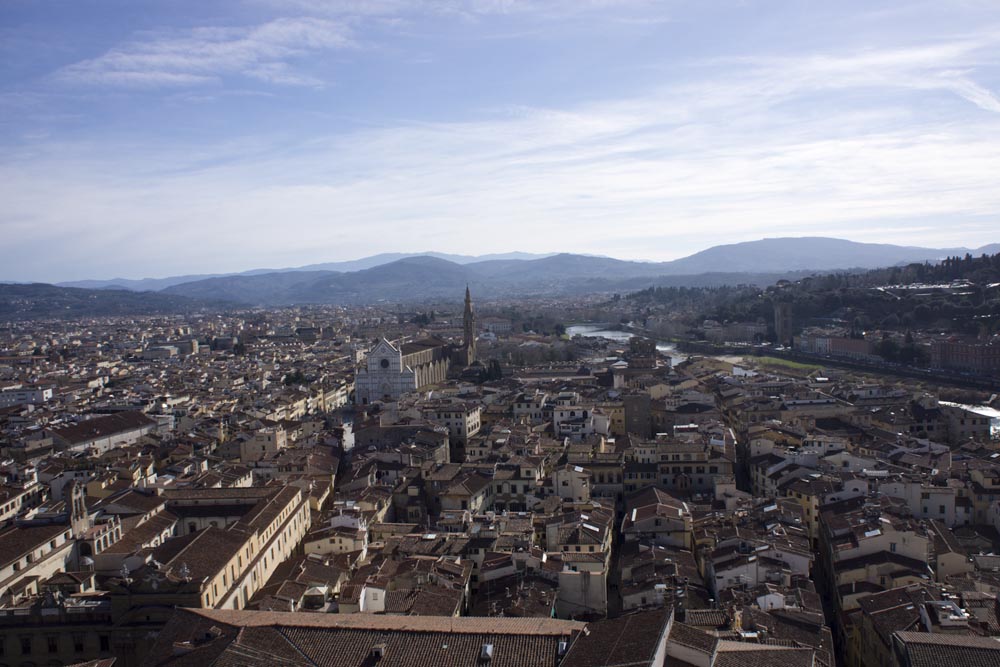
[68,480,90,538]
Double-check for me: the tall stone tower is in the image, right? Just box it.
[774,302,793,347]
[462,285,477,365]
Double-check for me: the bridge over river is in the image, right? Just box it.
[565,324,684,365]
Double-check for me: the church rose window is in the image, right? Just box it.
[380,358,389,368]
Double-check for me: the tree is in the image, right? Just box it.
[875,338,900,362]
[283,370,309,386]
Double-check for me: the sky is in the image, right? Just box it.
[2,0,1000,282]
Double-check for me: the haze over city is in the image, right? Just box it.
[3,1,1000,281]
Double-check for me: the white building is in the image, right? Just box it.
[354,338,450,404]
[0,386,52,408]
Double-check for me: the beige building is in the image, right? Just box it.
[621,487,693,549]
[423,401,482,443]
[109,486,311,623]
[553,465,592,503]
[546,506,614,618]
[820,505,930,613]
[239,426,288,462]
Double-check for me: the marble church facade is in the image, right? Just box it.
[354,288,478,405]
[354,337,450,404]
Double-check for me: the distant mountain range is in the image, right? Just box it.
[157,237,1000,306]
[158,255,793,306]
[667,238,1000,274]
[57,251,555,292]
[58,238,1000,293]
[1,237,994,316]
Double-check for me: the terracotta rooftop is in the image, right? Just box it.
[143,607,586,667]
[186,608,583,634]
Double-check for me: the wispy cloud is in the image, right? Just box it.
[252,0,666,20]
[717,35,1000,114]
[5,4,1000,280]
[53,17,352,88]
[935,74,1000,112]
[7,30,1000,280]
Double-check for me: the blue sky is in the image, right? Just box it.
[2,0,1000,282]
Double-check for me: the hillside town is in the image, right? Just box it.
[0,288,998,667]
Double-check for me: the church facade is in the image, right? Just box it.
[354,288,479,405]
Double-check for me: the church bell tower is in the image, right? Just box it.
[463,285,477,365]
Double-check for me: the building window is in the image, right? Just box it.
[100,635,110,652]
[20,637,30,655]
[47,636,58,653]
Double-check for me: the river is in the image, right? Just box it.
[566,324,686,365]
[567,327,998,435]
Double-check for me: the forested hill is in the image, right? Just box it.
[846,252,1000,287]
[0,283,227,321]
[629,252,1000,338]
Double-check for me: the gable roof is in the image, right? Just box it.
[49,411,156,446]
[143,607,585,667]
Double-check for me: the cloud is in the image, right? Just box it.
[244,62,325,86]
[251,0,666,20]
[6,21,1000,280]
[53,17,352,88]
[722,35,1000,114]
[936,75,1000,113]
